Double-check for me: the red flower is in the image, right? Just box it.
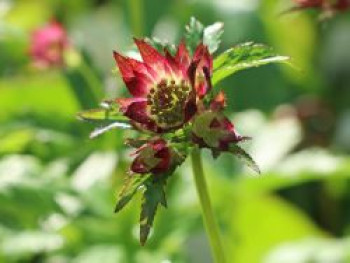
[192,92,248,156]
[113,39,212,133]
[29,21,68,69]
[130,138,183,175]
[293,0,350,11]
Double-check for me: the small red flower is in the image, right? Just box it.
[113,39,212,133]
[294,0,323,8]
[293,0,350,11]
[130,138,182,175]
[192,92,247,156]
[29,21,68,69]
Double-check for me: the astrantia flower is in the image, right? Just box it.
[29,21,68,69]
[129,138,184,175]
[192,92,248,157]
[113,39,212,133]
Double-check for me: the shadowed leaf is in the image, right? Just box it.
[229,144,261,174]
[139,178,167,245]
[114,174,150,213]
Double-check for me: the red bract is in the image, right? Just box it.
[192,92,247,155]
[130,139,177,175]
[29,21,68,69]
[113,39,213,133]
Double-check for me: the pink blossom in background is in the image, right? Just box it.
[29,21,68,69]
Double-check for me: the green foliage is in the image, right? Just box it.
[213,42,290,85]
[115,174,150,213]
[140,177,167,245]
[77,102,132,138]
[1,1,350,262]
[185,17,224,54]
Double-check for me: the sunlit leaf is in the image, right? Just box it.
[89,122,132,139]
[213,42,290,85]
[146,38,176,55]
[139,178,167,245]
[185,17,224,54]
[114,174,150,213]
[185,17,204,54]
[203,22,224,54]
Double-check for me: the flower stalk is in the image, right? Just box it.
[191,148,226,263]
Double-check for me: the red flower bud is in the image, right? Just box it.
[130,138,183,175]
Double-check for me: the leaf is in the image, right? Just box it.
[139,178,167,245]
[77,107,129,124]
[114,174,150,213]
[185,17,204,54]
[145,38,176,55]
[89,122,132,139]
[77,104,132,138]
[203,22,224,54]
[213,42,290,85]
[229,144,261,174]
[185,17,224,54]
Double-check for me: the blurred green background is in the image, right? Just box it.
[1,0,350,262]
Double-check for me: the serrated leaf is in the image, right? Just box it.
[114,174,150,213]
[139,178,167,245]
[145,38,176,55]
[229,144,261,174]
[213,42,290,85]
[203,22,224,54]
[185,17,224,55]
[185,17,204,54]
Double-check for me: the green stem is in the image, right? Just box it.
[127,0,143,36]
[78,58,103,103]
[191,148,226,263]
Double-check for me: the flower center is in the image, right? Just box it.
[147,79,191,129]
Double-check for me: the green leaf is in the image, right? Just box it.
[146,38,176,55]
[89,122,131,139]
[139,178,167,245]
[77,107,128,123]
[229,144,261,174]
[203,22,224,54]
[185,17,204,54]
[77,104,132,138]
[213,42,290,85]
[185,17,224,54]
[114,174,150,213]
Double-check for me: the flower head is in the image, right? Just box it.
[129,138,184,175]
[29,21,68,69]
[113,39,212,133]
